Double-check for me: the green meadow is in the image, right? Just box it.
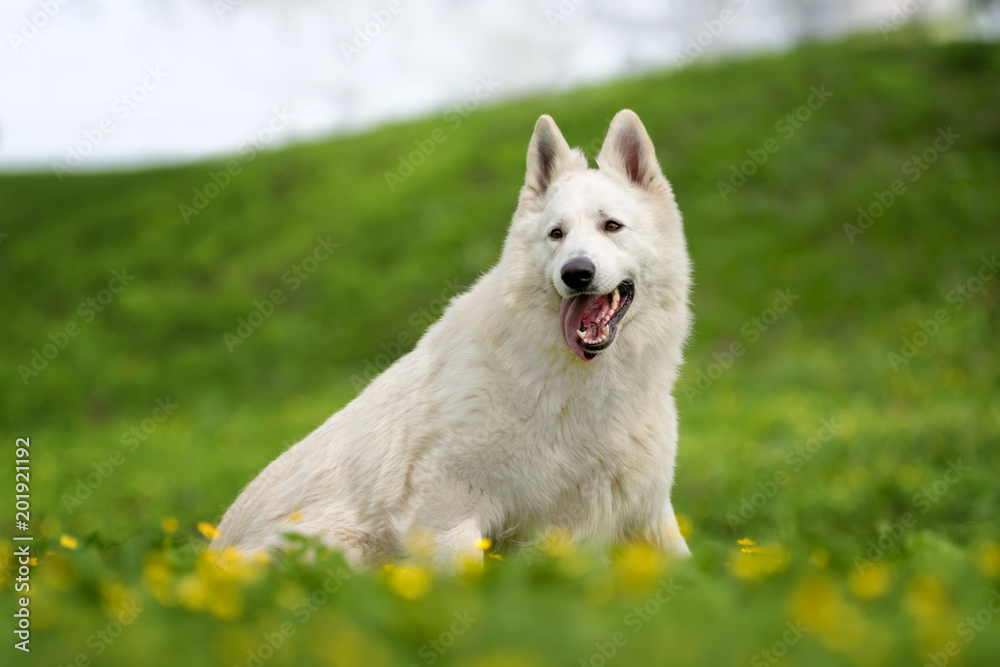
[1,34,999,667]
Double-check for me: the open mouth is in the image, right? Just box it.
[559,281,634,361]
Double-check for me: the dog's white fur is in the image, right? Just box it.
[213,110,692,570]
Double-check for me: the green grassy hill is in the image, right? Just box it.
[1,34,999,667]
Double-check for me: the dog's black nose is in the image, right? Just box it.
[561,257,596,291]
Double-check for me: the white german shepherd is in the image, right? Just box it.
[214,110,693,570]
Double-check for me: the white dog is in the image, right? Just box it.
[214,110,693,570]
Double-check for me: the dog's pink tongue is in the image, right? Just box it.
[559,293,607,361]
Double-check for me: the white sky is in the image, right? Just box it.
[0,0,976,172]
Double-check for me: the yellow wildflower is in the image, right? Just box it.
[203,547,263,584]
[142,552,174,605]
[59,535,78,550]
[904,574,948,621]
[975,541,1000,577]
[789,575,841,633]
[100,582,135,619]
[177,574,208,610]
[849,562,891,599]
[456,548,485,576]
[197,522,219,540]
[387,566,431,600]
[208,590,243,620]
[542,527,574,558]
[614,542,662,590]
[728,543,790,581]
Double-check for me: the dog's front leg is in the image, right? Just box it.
[400,516,484,574]
[401,482,488,573]
[431,517,485,573]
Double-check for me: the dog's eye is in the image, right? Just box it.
[549,228,564,240]
[604,220,623,232]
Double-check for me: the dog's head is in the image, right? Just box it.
[503,110,690,362]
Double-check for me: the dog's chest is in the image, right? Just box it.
[471,386,669,518]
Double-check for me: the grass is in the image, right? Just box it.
[1,33,999,667]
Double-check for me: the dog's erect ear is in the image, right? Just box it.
[597,110,666,193]
[522,115,582,201]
